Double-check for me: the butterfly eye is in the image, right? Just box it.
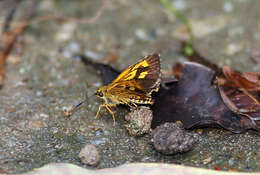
[95,90,103,97]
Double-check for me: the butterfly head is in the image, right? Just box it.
[95,88,104,97]
[95,86,109,101]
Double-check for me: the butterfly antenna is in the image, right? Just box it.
[72,99,86,112]
[64,97,87,117]
[65,82,97,116]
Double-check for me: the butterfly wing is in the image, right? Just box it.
[107,81,154,104]
[111,53,161,94]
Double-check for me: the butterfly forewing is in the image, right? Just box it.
[111,53,161,95]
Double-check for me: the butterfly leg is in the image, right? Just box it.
[105,104,116,126]
[96,104,117,125]
[119,98,137,108]
[130,102,137,108]
[96,104,105,119]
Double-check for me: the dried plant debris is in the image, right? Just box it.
[217,66,260,130]
[151,122,198,155]
[79,55,259,133]
[124,106,153,136]
[0,1,38,87]
[152,62,259,133]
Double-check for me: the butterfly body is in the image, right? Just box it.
[95,53,161,124]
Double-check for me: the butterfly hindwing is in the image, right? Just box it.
[108,81,154,104]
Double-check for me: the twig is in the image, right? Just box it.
[0,0,114,87]
[2,3,17,33]
[0,0,38,87]
[160,0,194,56]
[0,0,117,28]
[32,0,117,24]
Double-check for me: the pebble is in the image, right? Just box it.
[63,105,74,117]
[55,22,76,41]
[124,106,153,136]
[39,113,49,118]
[223,1,233,12]
[225,43,243,55]
[78,144,100,166]
[135,29,151,41]
[172,15,228,39]
[151,122,198,155]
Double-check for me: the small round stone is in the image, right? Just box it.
[78,144,100,166]
[124,106,153,136]
[63,105,74,117]
[151,122,198,155]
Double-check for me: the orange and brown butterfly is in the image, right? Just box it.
[95,53,161,125]
[66,53,161,125]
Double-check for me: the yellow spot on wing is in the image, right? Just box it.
[112,60,149,83]
[125,70,137,80]
[138,71,148,79]
[133,60,149,70]
[141,60,149,67]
